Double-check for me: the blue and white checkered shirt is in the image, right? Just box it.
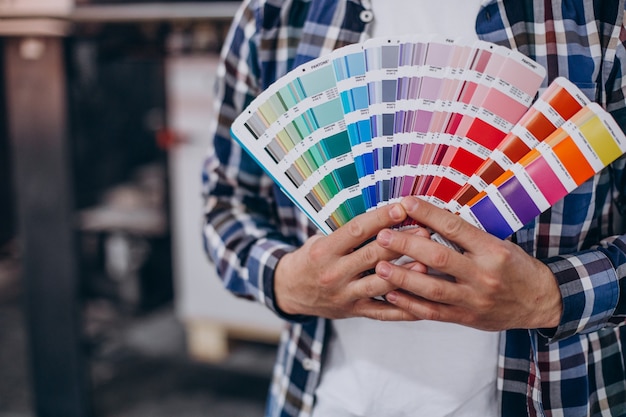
[203,1,626,415]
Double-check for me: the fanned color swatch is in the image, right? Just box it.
[231,35,626,239]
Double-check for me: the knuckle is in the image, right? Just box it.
[372,309,386,322]
[483,275,504,295]
[474,295,495,312]
[440,216,463,238]
[422,307,441,322]
[490,243,512,265]
[359,244,379,266]
[476,267,505,299]
[428,284,446,302]
[394,233,410,254]
[393,267,410,289]
[317,269,337,288]
[429,246,451,269]
[308,238,326,263]
[346,217,366,240]
[363,278,377,298]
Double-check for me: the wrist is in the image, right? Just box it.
[536,266,563,329]
[274,252,300,316]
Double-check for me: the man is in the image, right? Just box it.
[203,0,626,415]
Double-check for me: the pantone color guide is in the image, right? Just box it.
[231,34,626,238]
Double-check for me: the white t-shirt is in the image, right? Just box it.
[369,0,483,39]
[312,1,500,416]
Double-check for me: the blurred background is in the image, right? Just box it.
[0,1,284,416]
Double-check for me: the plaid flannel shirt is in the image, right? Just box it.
[202,0,626,415]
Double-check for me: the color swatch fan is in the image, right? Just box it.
[231,35,626,238]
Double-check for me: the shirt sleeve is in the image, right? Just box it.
[541,246,621,341]
[201,0,306,321]
[539,15,626,342]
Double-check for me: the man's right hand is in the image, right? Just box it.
[274,203,425,321]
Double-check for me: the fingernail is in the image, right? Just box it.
[401,196,419,212]
[376,262,391,278]
[377,229,392,246]
[386,291,398,302]
[389,204,404,221]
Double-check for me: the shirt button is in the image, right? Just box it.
[302,357,317,371]
[359,10,374,23]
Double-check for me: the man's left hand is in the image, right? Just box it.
[374,196,563,331]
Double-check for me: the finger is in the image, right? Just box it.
[338,234,411,277]
[400,196,484,251]
[347,273,398,300]
[376,261,468,307]
[330,203,407,254]
[351,298,420,321]
[377,227,472,278]
[388,258,429,274]
[384,290,464,324]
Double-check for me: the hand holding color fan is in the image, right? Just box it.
[230,34,626,239]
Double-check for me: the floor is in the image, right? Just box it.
[0,253,276,417]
